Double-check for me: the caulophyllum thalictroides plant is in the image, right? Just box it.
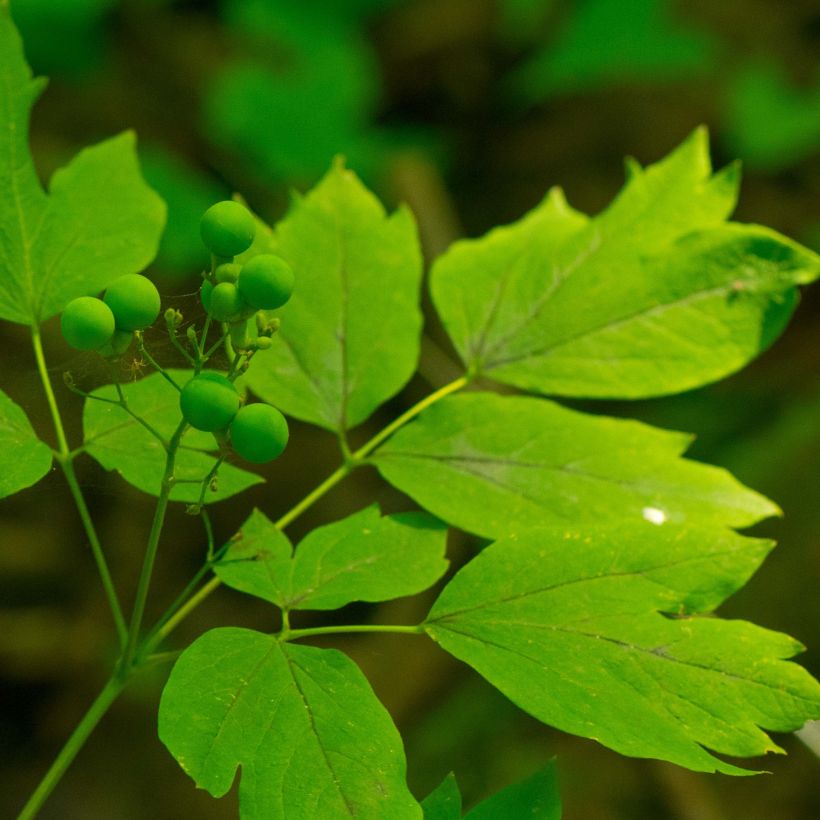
[2,4,819,818]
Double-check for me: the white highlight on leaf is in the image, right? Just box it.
[642,507,667,525]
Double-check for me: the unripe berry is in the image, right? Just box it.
[214,263,242,284]
[200,201,255,258]
[179,373,240,432]
[229,403,289,463]
[104,274,161,331]
[237,254,294,310]
[61,297,115,351]
[209,282,245,322]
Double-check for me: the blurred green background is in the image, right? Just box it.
[1,0,819,817]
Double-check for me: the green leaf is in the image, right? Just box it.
[159,628,421,819]
[0,3,165,327]
[465,761,560,819]
[509,0,713,102]
[215,505,449,610]
[373,392,777,539]
[0,388,52,498]
[241,160,424,432]
[424,522,820,774]
[431,129,820,398]
[83,371,262,504]
[421,773,461,819]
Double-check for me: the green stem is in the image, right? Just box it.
[16,675,125,820]
[61,460,129,647]
[123,420,187,667]
[274,463,352,531]
[135,335,181,390]
[147,375,470,645]
[352,375,468,460]
[283,624,425,641]
[31,328,127,647]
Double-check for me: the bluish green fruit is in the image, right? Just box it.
[104,274,161,331]
[214,263,242,284]
[179,373,240,432]
[61,297,115,350]
[237,254,294,310]
[98,329,134,358]
[229,403,289,463]
[200,201,255,258]
[209,282,245,322]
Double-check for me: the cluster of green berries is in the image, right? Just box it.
[57,199,294,465]
[176,200,291,464]
[60,274,161,354]
[198,201,294,337]
[179,372,288,463]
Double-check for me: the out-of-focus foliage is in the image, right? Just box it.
[725,61,820,171]
[507,0,715,101]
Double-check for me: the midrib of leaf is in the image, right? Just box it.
[380,450,729,506]
[34,204,95,321]
[426,545,755,622]
[1,57,41,323]
[486,280,762,371]
[335,213,351,431]
[476,227,603,368]
[287,551,379,608]
[283,647,358,817]
[469,242,535,364]
[475,158,717,369]
[431,619,816,705]
[198,640,281,776]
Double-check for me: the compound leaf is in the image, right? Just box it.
[421,773,461,819]
[241,160,424,432]
[83,371,262,503]
[373,392,776,539]
[464,761,560,819]
[159,628,421,819]
[215,505,449,610]
[425,522,820,774]
[0,388,52,498]
[431,129,820,398]
[0,3,165,327]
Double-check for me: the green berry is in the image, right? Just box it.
[61,297,115,351]
[229,403,289,463]
[200,280,213,312]
[209,282,245,322]
[237,254,294,310]
[214,262,242,284]
[200,201,255,258]
[179,373,240,432]
[104,274,161,331]
[98,329,134,358]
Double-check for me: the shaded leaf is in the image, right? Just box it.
[373,392,777,539]
[242,161,424,431]
[215,505,448,610]
[425,522,820,773]
[421,773,461,819]
[431,129,820,398]
[465,761,560,819]
[159,628,421,819]
[0,3,165,326]
[83,371,262,503]
[0,388,52,498]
